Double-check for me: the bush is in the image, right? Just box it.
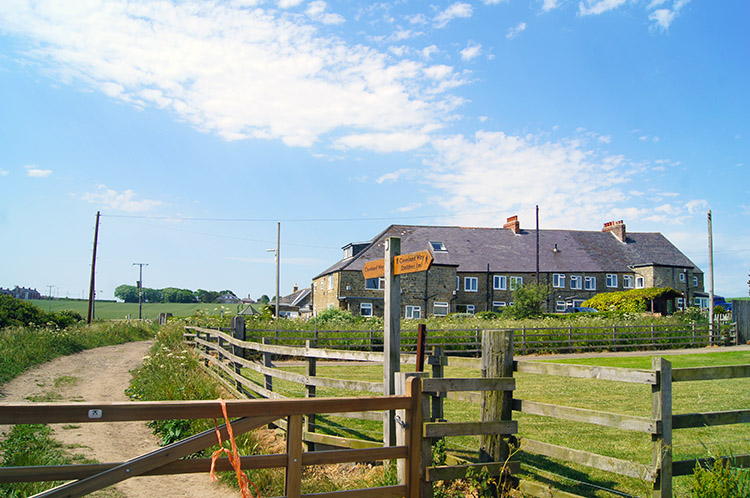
[0,295,84,329]
[690,458,750,498]
[583,287,680,313]
[503,283,550,319]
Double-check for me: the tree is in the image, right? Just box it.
[114,284,138,303]
[259,295,270,305]
[142,288,162,303]
[747,270,749,296]
[161,287,196,303]
[504,283,550,319]
[195,289,220,303]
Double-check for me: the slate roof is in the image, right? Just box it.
[279,287,311,307]
[314,224,701,278]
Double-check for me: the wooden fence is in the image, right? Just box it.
[185,322,749,498]
[0,385,423,498]
[232,321,739,355]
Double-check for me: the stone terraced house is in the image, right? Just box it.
[311,218,707,318]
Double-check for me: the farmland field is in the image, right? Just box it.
[28,298,255,320]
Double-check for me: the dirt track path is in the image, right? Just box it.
[0,341,240,498]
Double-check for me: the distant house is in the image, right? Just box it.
[216,293,241,304]
[1,286,42,300]
[312,218,706,318]
[278,285,312,318]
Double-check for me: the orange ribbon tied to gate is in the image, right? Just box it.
[210,399,260,498]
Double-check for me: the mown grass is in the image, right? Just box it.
[0,321,157,387]
[245,350,750,498]
[27,299,254,321]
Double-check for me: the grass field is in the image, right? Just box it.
[239,350,750,497]
[28,299,254,321]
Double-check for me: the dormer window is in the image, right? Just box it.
[430,241,446,251]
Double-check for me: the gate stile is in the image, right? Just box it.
[0,381,423,498]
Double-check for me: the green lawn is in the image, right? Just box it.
[28,299,256,320]
[238,351,750,497]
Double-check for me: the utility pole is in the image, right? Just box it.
[47,285,54,312]
[266,222,281,320]
[707,210,714,342]
[133,263,148,320]
[87,211,100,324]
[536,205,540,285]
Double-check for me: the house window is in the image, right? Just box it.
[430,241,447,251]
[553,274,565,288]
[365,277,384,290]
[606,274,618,288]
[623,275,634,289]
[570,275,582,290]
[405,305,421,319]
[584,277,596,291]
[328,275,334,289]
[433,302,449,316]
[456,304,475,314]
[636,276,645,288]
[556,301,567,312]
[465,277,478,292]
[510,276,523,290]
[693,276,698,287]
[679,272,686,282]
[676,297,685,310]
[492,301,506,311]
[360,302,373,316]
[493,275,507,290]
[456,276,460,291]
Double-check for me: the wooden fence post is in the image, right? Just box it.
[384,236,401,447]
[231,316,246,393]
[652,357,672,498]
[263,337,273,393]
[430,346,445,422]
[613,325,618,351]
[480,330,514,464]
[285,414,304,498]
[397,372,429,486]
[305,339,317,449]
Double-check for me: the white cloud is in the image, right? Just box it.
[377,169,412,184]
[306,1,345,25]
[460,42,482,61]
[335,132,430,153]
[407,13,428,25]
[396,203,423,212]
[506,22,527,40]
[434,3,473,29]
[0,169,9,176]
[684,199,709,214]
[648,0,690,30]
[80,185,162,212]
[541,0,561,12]
[483,0,510,4]
[278,0,304,8]
[579,0,627,16]
[0,1,465,151]
[421,45,439,59]
[25,165,52,178]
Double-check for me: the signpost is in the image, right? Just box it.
[369,246,434,447]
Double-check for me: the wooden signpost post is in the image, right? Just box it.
[364,242,433,447]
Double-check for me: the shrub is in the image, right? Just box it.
[583,287,680,313]
[0,295,47,328]
[503,283,550,319]
[690,458,750,498]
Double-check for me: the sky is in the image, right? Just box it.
[1,0,748,302]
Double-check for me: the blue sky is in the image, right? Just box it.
[1,0,748,301]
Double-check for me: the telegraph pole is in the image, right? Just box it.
[133,263,148,320]
[47,285,55,312]
[707,210,715,342]
[87,211,100,324]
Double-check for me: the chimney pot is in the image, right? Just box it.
[503,215,521,234]
[602,220,626,242]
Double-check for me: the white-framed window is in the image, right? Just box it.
[553,274,565,288]
[510,276,523,290]
[676,297,685,310]
[433,302,449,316]
[636,276,645,288]
[693,276,698,287]
[328,275,334,289]
[430,241,447,251]
[467,304,475,314]
[556,300,567,312]
[606,274,618,288]
[570,275,582,290]
[584,276,596,291]
[456,276,460,291]
[492,301,506,311]
[360,302,373,316]
[405,305,421,319]
[695,297,709,308]
[679,272,686,282]
[623,275,634,289]
[465,277,478,292]
[456,304,475,314]
[493,275,507,290]
[365,277,384,290]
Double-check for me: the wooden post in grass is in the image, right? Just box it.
[305,339,317,449]
[396,371,429,485]
[652,357,672,498]
[263,337,273,393]
[416,324,427,372]
[384,236,401,447]
[231,316,245,393]
[429,346,445,422]
[480,330,514,464]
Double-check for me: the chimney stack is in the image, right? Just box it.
[293,283,298,293]
[503,215,521,234]
[602,220,626,242]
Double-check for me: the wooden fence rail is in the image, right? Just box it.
[0,384,423,498]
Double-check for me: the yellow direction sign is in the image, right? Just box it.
[362,259,385,279]
[394,250,433,275]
